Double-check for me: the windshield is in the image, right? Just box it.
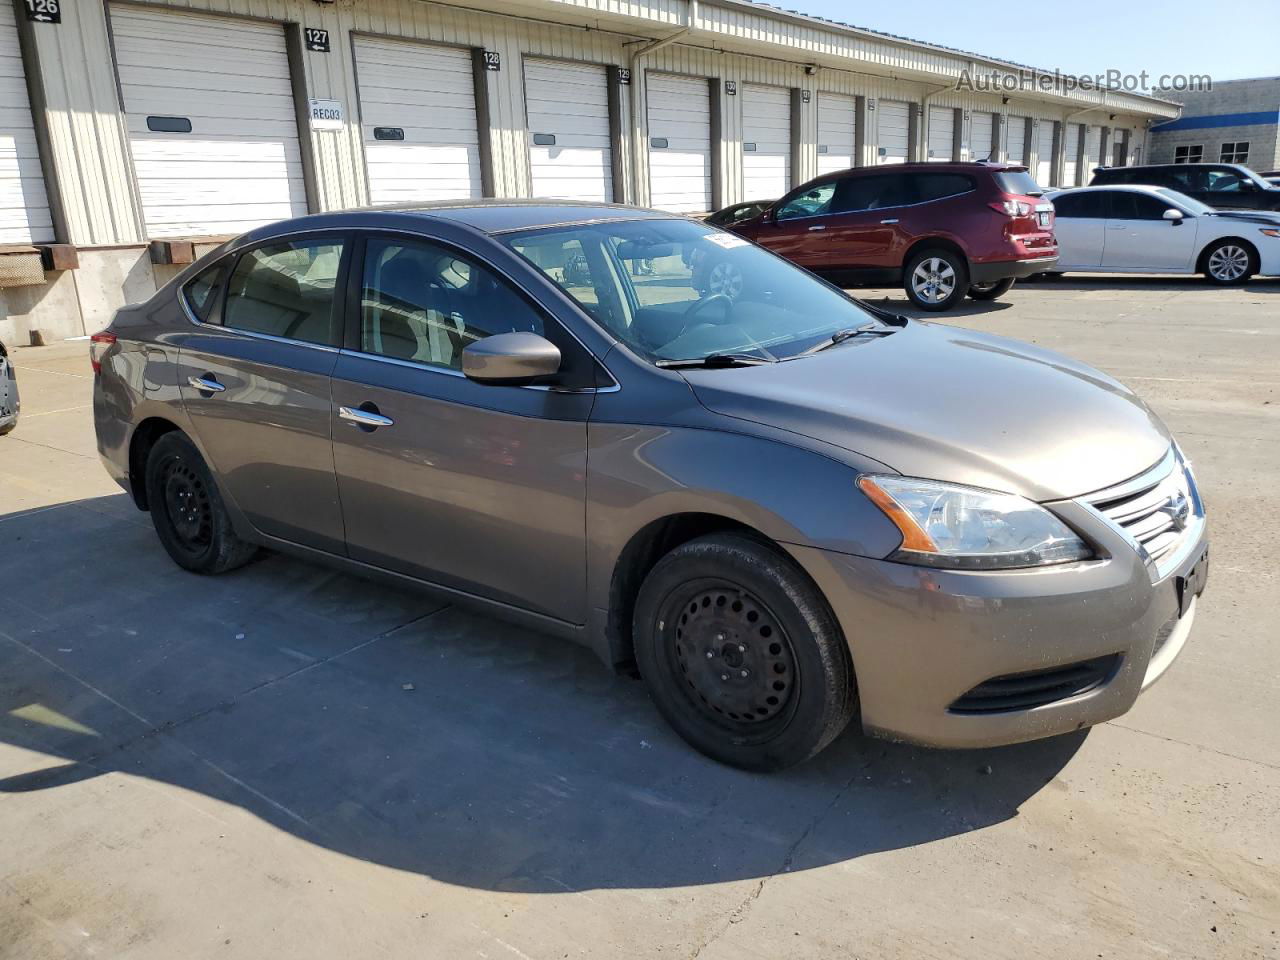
[1155,188,1214,216]
[503,218,881,363]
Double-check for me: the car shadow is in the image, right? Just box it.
[1024,274,1280,293]
[0,494,1085,894]
[850,293,1016,319]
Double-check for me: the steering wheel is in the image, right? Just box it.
[684,292,734,324]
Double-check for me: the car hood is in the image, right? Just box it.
[681,321,1171,501]
[1207,210,1280,225]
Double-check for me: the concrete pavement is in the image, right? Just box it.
[1,276,1277,959]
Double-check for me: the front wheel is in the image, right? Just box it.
[633,534,857,771]
[968,277,1016,300]
[904,249,969,311]
[145,431,258,574]
[1202,240,1257,285]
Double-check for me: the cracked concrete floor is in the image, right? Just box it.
[1,275,1278,959]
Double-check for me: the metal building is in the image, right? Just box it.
[1,0,1179,343]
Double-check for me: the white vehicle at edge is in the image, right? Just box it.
[1045,184,1280,284]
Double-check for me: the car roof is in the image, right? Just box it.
[236,199,680,246]
[1050,184,1171,196]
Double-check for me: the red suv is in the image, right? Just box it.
[727,163,1057,311]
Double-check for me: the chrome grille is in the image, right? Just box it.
[1083,448,1201,568]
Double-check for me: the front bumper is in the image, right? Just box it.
[970,255,1059,282]
[787,498,1207,749]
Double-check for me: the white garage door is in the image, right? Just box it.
[525,59,613,203]
[816,92,856,175]
[970,112,994,162]
[0,1,53,244]
[1085,124,1103,176]
[926,106,954,161]
[111,6,306,238]
[1035,122,1055,186]
[1006,115,1028,165]
[741,84,791,200]
[877,100,910,164]
[1063,122,1082,186]
[647,73,711,213]
[355,38,481,205]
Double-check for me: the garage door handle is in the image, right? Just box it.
[808,225,826,232]
[187,375,225,393]
[339,406,394,428]
[880,219,899,224]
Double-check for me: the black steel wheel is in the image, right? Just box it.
[144,431,258,574]
[634,533,857,770]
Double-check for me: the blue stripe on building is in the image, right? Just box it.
[1152,111,1279,132]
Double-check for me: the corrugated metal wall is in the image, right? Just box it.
[7,0,1173,245]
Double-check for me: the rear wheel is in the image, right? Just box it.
[633,534,857,771]
[968,277,1016,300]
[1201,240,1257,285]
[904,248,969,312]
[144,431,257,574]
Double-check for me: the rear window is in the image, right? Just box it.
[993,171,1046,196]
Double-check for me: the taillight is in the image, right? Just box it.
[89,331,116,374]
[989,199,1033,217]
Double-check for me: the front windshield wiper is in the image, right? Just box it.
[655,353,776,369]
[796,322,897,357]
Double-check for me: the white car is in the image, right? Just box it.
[1045,184,1280,284]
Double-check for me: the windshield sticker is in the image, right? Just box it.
[705,233,749,249]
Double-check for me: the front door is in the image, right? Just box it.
[1102,192,1198,271]
[819,173,914,271]
[750,182,838,269]
[176,236,348,552]
[329,234,592,623]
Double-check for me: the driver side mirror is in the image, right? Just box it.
[462,332,561,385]
[1163,208,1184,224]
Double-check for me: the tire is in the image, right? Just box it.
[904,248,969,311]
[1201,239,1257,285]
[698,257,747,300]
[967,277,1016,300]
[632,533,857,771]
[144,431,257,574]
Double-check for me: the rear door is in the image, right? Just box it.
[524,59,614,202]
[741,84,792,199]
[1049,192,1107,268]
[816,93,856,175]
[176,236,349,552]
[876,100,911,164]
[820,173,914,269]
[354,37,482,204]
[646,73,712,213]
[1102,192,1198,270]
[329,233,593,623]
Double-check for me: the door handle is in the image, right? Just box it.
[808,224,826,231]
[187,375,225,393]
[1106,223,1127,230]
[880,219,899,224]
[339,405,394,428]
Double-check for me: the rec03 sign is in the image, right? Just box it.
[24,0,61,23]
[308,99,344,131]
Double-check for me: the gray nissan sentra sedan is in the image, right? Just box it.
[92,201,1208,771]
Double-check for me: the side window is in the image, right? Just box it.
[1109,192,1170,221]
[1205,169,1245,193]
[360,237,544,371]
[1173,145,1203,164]
[835,174,913,211]
[223,240,344,345]
[1220,142,1249,164]
[183,262,226,322]
[776,183,836,220]
[914,174,975,203]
[1052,192,1106,219]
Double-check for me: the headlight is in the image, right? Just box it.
[858,475,1092,569]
